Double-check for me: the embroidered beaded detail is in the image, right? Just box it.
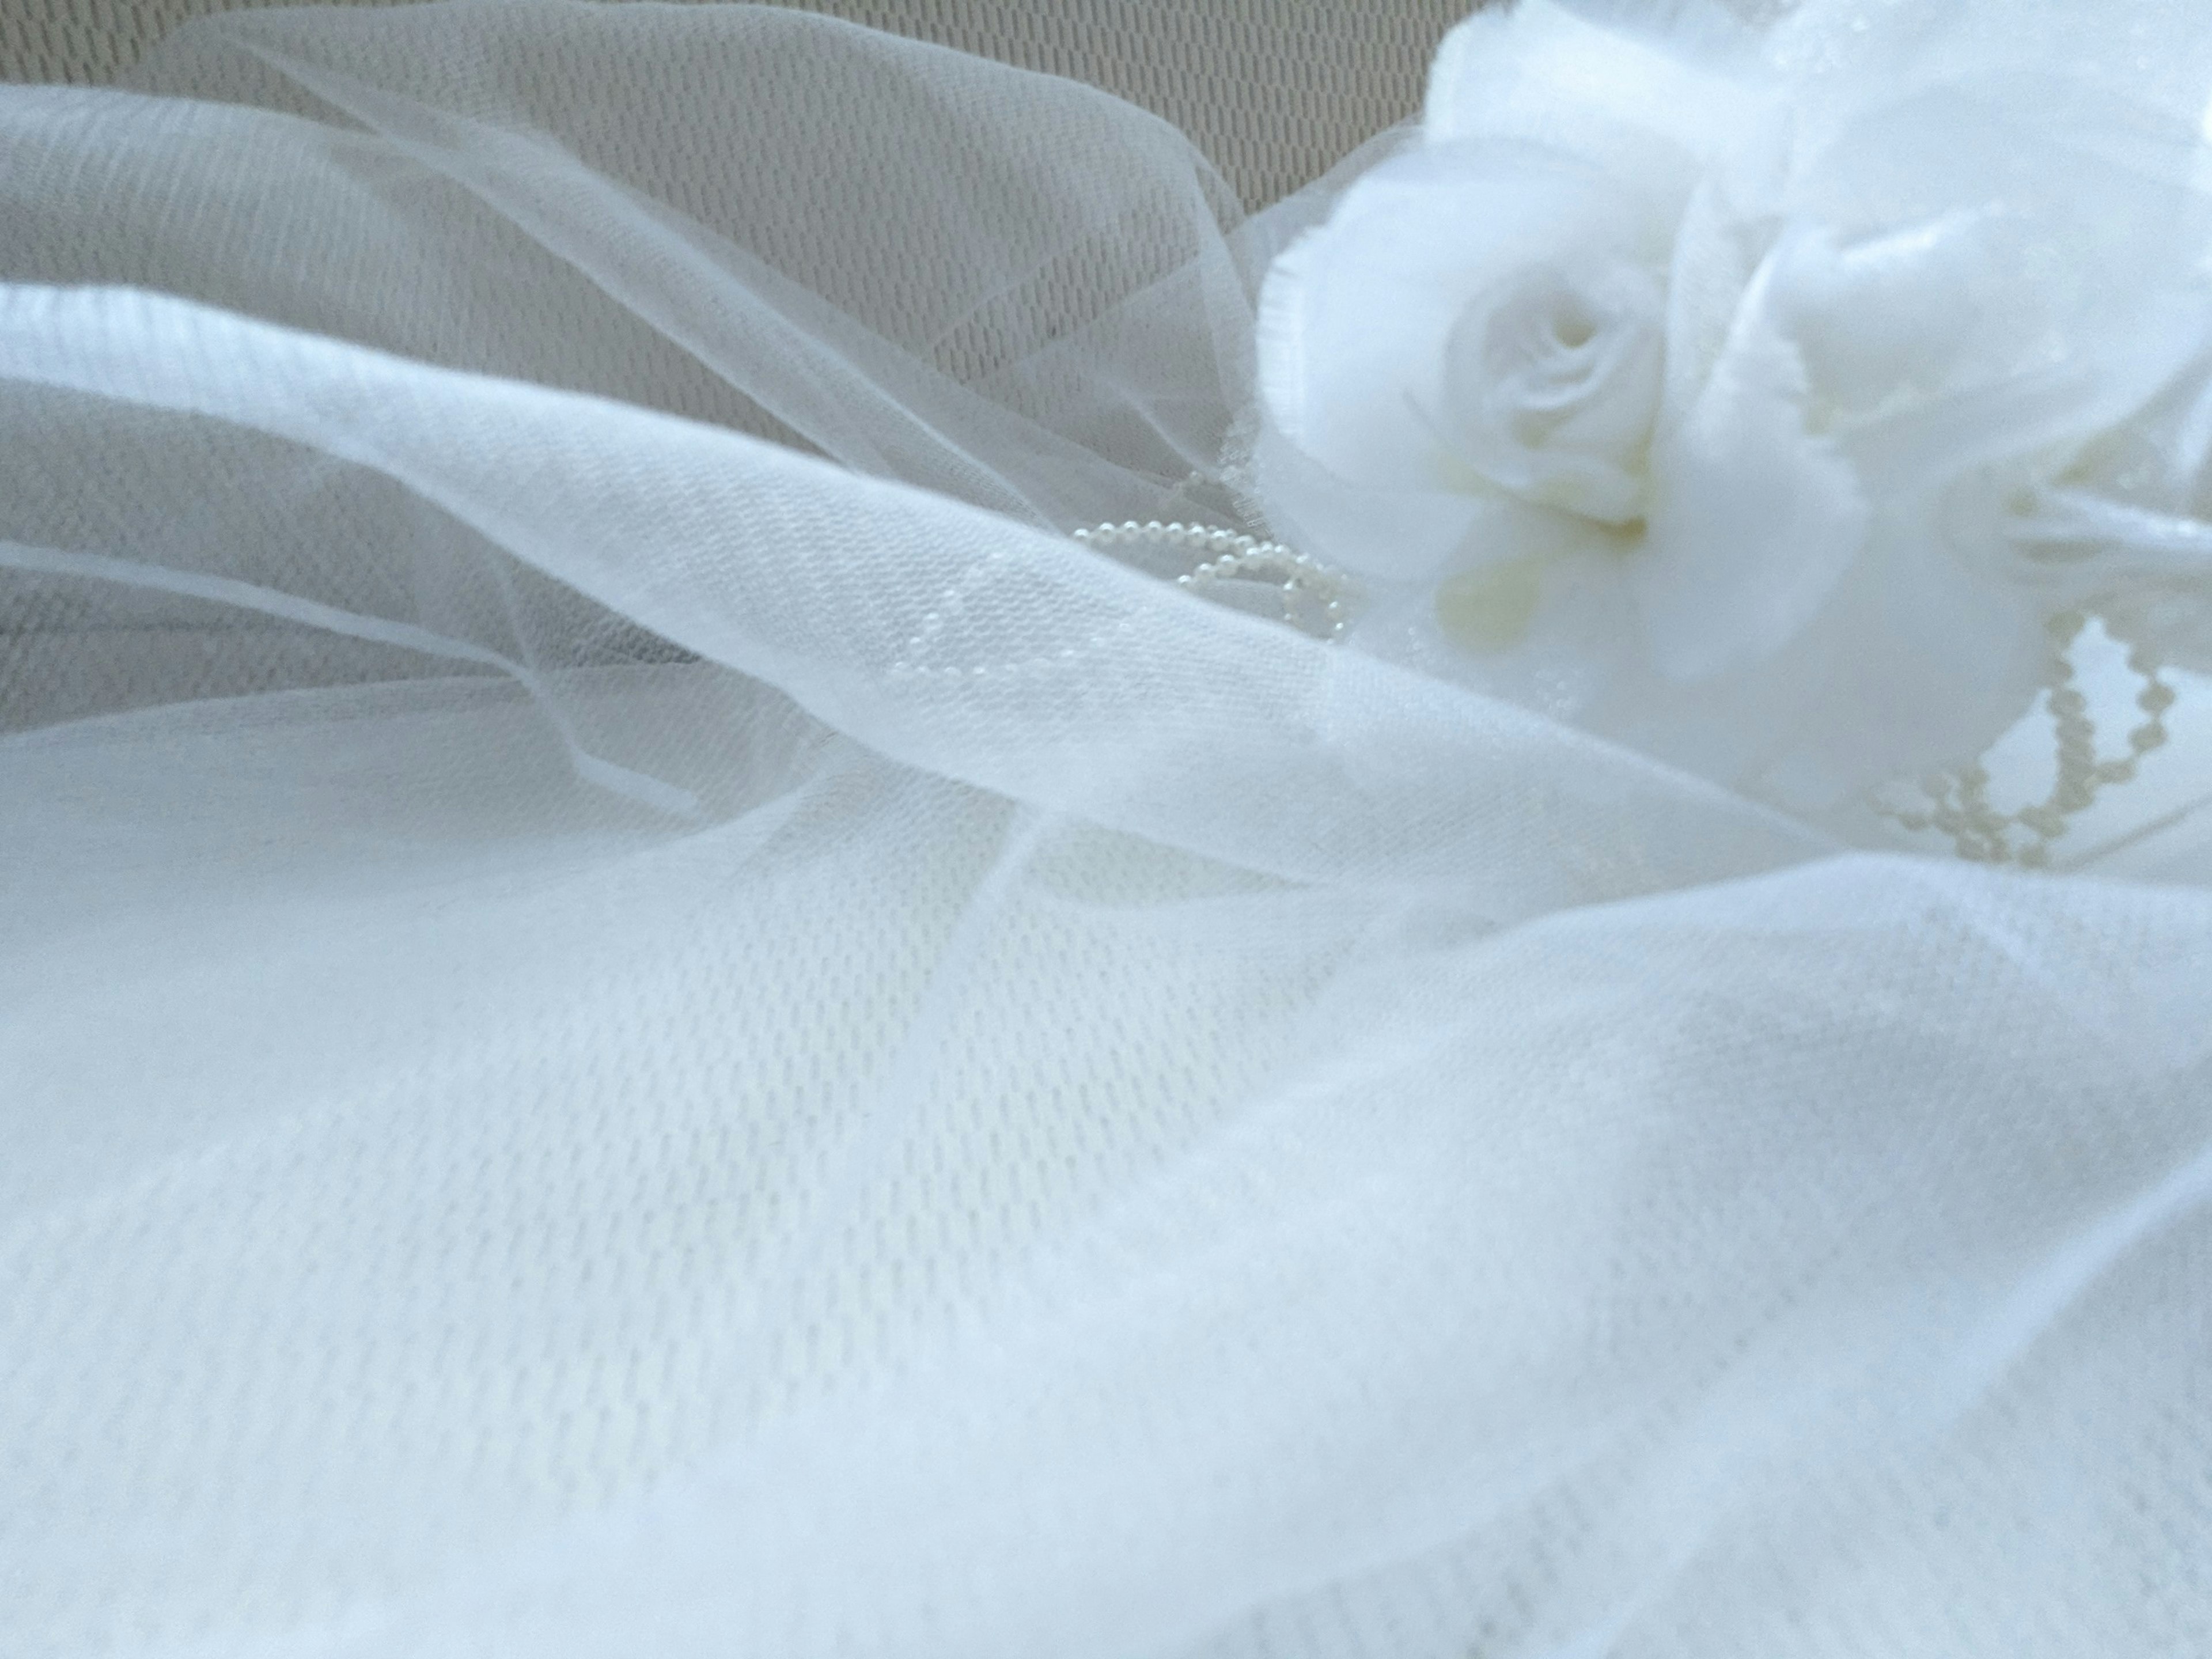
[1074,521,1354,642]
[1873,611,2175,868]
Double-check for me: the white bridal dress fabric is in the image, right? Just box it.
[1,3,2207,1657]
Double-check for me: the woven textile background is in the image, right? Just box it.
[0,0,1472,207]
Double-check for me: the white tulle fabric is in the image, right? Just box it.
[1,3,2207,1657]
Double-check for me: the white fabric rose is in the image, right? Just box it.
[1255,0,2212,813]
[1442,256,1664,527]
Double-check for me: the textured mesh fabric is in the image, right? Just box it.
[1,5,2209,1658]
[0,0,1474,210]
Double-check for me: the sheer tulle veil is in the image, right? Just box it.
[2,3,2208,1656]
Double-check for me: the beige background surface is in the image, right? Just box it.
[0,0,1473,206]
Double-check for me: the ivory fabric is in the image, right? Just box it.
[2,4,2208,1658]
[0,0,1473,207]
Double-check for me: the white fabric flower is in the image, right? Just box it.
[1255,0,2212,810]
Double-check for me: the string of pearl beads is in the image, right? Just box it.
[1875,611,2175,868]
[1073,521,1351,642]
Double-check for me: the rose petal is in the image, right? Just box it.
[1751,518,2051,808]
[1441,259,1664,524]
[1634,249,1869,682]
[1256,145,1649,494]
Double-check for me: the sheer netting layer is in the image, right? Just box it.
[1,5,2207,1659]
